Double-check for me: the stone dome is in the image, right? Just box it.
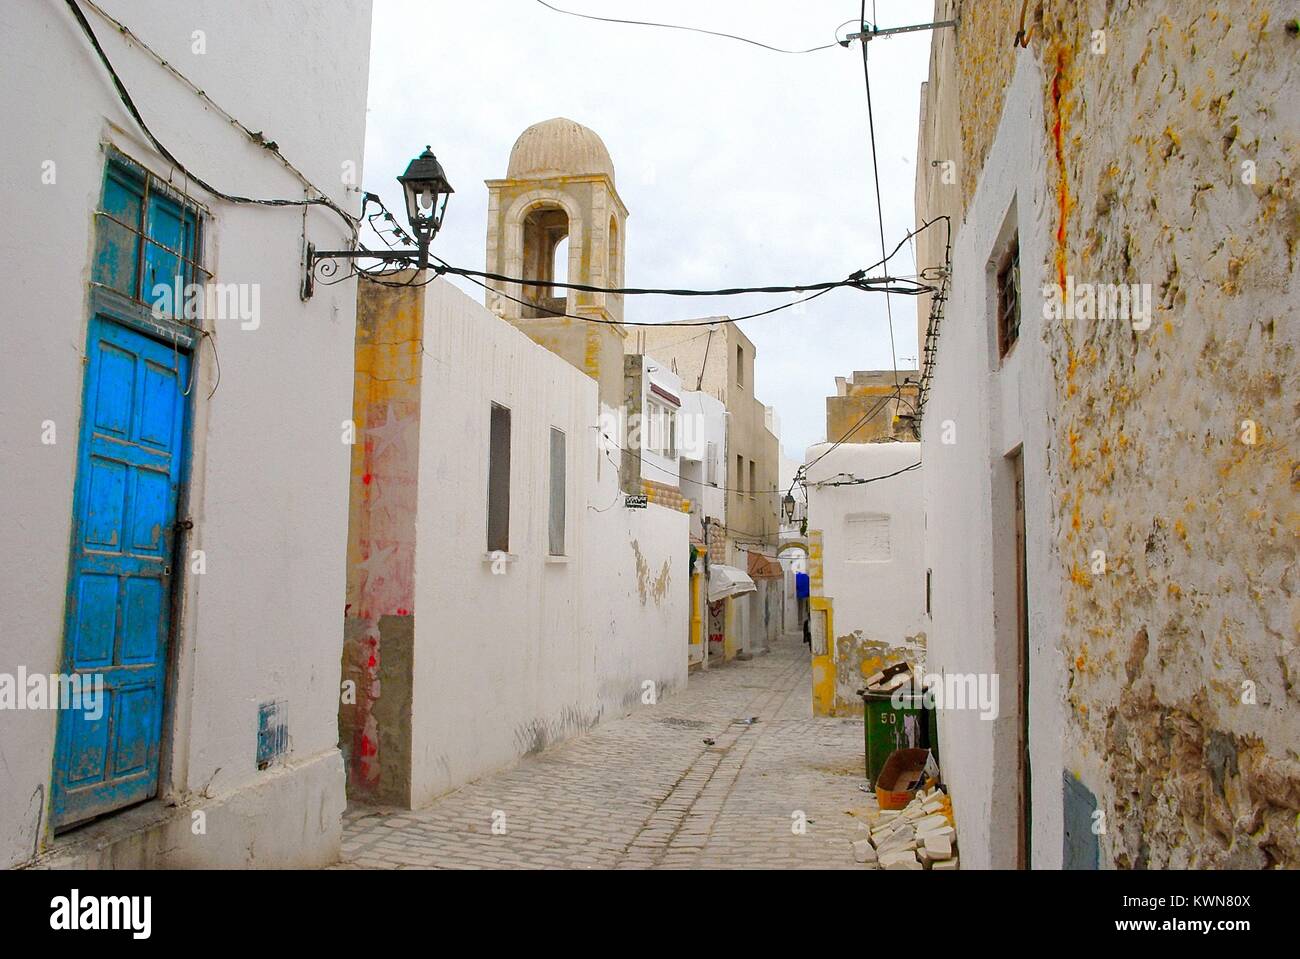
[506,118,615,183]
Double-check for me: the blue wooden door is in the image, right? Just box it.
[52,317,190,828]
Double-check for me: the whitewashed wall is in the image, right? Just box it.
[805,443,926,640]
[678,390,727,537]
[918,55,1065,869]
[0,0,372,867]
[409,281,686,806]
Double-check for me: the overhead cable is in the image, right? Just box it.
[534,0,840,54]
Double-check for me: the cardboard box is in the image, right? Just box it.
[874,748,931,810]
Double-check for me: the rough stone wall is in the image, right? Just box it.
[947,1,1299,866]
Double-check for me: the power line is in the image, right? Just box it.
[453,263,906,298]
[801,387,902,474]
[812,461,921,488]
[450,263,856,328]
[65,0,357,236]
[859,1,900,391]
[534,0,840,55]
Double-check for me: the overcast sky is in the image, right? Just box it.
[362,0,935,460]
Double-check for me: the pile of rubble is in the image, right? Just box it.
[851,787,958,871]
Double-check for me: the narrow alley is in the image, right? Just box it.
[337,636,866,870]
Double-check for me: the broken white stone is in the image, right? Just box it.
[883,854,923,870]
[915,813,949,833]
[852,839,878,863]
[924,834,953,859]
[932,857,959,871]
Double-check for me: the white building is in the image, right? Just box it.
[340,278,688,806]
[677,389,728,545]
[0,0,372,867]
[804,442,926,715]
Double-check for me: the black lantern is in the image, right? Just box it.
[782,492,796,524]
[397,146,454,264]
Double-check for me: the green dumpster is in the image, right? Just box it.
[858,689,927,786]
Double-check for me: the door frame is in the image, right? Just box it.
[1011,447,1031,868]
[51,285,199,832]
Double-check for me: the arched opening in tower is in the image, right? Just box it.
[521,203,569,318]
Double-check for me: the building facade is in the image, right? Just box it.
[0,0,372,867]
[804,442,926,717]
[629,321,781,661]
[340,276,687,807]
[914,0,1298,868]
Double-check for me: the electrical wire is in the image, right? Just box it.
[801,387,902,474]
[534,0,840,54]
[335,196,948,328]
[813,460,921,488]
[65,0,357,236]
[860,1,900,391]
[446,263,897,298]
[452,265,861,327]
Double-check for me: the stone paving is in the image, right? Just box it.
[336,634,873,869]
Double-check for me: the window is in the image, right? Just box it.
[647,402,676,457]
[487,403,511,552]
[549,428,566,556]
[749,460,756,500]
[997,235,1021,358]
[706,441,718,485]
[93,153,206,317]
[607,215,619,289]
[736,345,745,388]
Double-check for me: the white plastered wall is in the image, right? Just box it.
[919,53,1066,870]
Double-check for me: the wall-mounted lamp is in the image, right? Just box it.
[303,146,454,299]
[782,492,797,524]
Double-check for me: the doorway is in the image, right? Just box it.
[52,317,190,828]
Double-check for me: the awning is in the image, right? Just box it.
[708,564,756,602]
[747,550,785,581]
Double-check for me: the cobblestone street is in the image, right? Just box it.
[337,635,871,869]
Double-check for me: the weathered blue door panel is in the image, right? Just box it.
[52,317,189,828]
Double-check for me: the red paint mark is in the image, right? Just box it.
[369,637,377,646]
[362,473,373,486]
[367,653,377,668]
[360,735,376,756]
[396,607,409,616]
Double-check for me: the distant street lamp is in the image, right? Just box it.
[304,146,454,298]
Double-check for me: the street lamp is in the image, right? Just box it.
[782,492,796,524]
[303,146,454,298]
[397,146,454,268]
